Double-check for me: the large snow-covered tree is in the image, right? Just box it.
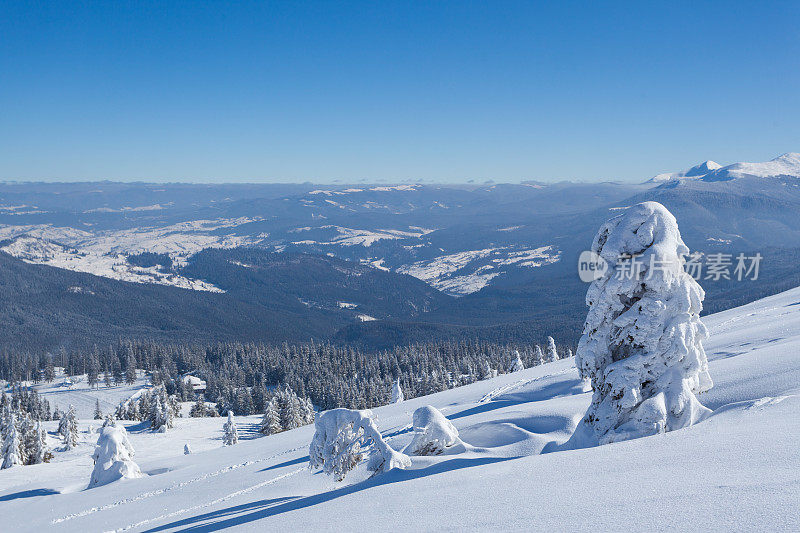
[89,425,142,488]
[574,201,713,445]
[309,408,410,481]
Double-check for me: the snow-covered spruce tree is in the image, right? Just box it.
[94,399,103,420]
[222,411,238,446]
[64,405,79,450]
[57,410,69,439]
[190,396,209,417]
[301,397,315,425]
[19,415,35,465]
[534,345,544,366]
[546,336,559,363]
[574,201,713,446]
[309,408,410,481]
[390,378,404,403]
[403,406,463,456]
[1,413,22,469]
[510,350,525,373]
[31,421,52,464]
[89,425,142,488]
[184,443,192,454]
[278,387,305,430]
[260,398,282,435]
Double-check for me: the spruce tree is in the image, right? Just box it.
[260,398,282,435]
[222,411,238,445]
[1,413,22,469]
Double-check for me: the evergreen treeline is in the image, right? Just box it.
[2,339,574,414]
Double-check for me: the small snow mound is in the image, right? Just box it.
[403,406,463,456]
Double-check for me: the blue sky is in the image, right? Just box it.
[1,1,798,183]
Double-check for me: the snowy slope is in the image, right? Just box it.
[1,287,799,531]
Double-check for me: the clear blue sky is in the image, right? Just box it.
[1,1,798,183]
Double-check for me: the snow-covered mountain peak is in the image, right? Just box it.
[647,152,800,183]
[684,159,722,176]
[647,159,721,182]
[701,151,800,181]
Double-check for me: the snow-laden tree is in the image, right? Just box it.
[1,413,22,469]
[390,378,404,403]
[31,421,51,464]
[546,336,559,363]
[301,397,315,425]
[403,406,463,456]
[309,408,410,481]
[534,345,545,366]
[510,351,525,373]
[94,399,103,420]
[482,361,497,380]
[574,201,713,445]
[260,398,282,435]
[222,411,238,446]
[57,410,69,439]
[89,425,142,488]
[278,387,306,430]
[63,405,79,450]
[184,443,192,455]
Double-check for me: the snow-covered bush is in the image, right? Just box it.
[403,406,463,456]
[222,411,238,445]
[309,408,410,481]
[574,202,713,445]
[546,336,559,363]
[89,425,142,488]
[390,379,404,403]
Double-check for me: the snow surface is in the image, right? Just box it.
[1,288,799,531]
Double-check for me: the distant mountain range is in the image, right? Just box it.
[2,151,800,352]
